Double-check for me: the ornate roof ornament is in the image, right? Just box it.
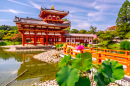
[51,5,55,10]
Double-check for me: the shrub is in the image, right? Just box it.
[120,41,130,50]
[100,41,110,46]
[0,42,7,46]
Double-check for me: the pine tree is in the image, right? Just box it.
[116,0,130,39]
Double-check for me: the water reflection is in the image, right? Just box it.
[0,48,59,86]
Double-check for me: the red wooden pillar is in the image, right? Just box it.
[61,32,63,43]
[34,27,36,46]
[46,27,48,45]
[22,34,25,46]
[88,37,89,44]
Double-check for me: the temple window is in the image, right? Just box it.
[57,16,60,20]
[48,15,52,19]
[90,40,91,42]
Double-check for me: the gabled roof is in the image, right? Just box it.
[39,7,69,19]
[40,7,69,15]
[64,33,95,37]
[13,16,70,28]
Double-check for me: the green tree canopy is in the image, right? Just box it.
[78,29,87,34]
[70,29,79,33]
[89,26,97,34]
[116,0,130,39]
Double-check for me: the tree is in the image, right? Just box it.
[116,0,130,39]
[0,32,4,40]
[89,26,97,34]
[12,33,22,45]
[125,32,130,39]
[70,29,79,33]
[78,29,87,34]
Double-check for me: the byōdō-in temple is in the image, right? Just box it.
[14,5,95,46]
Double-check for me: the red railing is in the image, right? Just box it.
[62,43,130,76]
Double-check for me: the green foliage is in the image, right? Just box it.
[108,43,120,48]
[116,0,130,39]
[72,52,92,71]
[125,32,130,39]
[94,69,110,86]
[75,76,90,86]
[78,29,87,34]
[0,42,7,46]
[81,43,85,46]
[70,29,79,33]
[0,32,4,40]
[56,66,79,86]
[0,41,21,46]
[102,60,125,81]
[89,26,97,34]
[71,58,92,71]
[120,41,130,50]
[56,51,125,86]
[58,54,71,68]
[55,44,63,50]
[100,41,110,46]
[98,31,113,41]
[94,60,125,86]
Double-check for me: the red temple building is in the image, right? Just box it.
[14,6,95,46]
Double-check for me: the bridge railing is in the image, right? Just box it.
[63,44,130,76]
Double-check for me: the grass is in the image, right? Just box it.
[108,43,120,49]
[0,41,22,46]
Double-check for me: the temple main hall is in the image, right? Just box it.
[14,6,94,46]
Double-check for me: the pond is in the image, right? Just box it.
[0,48,59,86]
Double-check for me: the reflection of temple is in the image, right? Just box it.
[14,5,94,46]
[17,54,59,81]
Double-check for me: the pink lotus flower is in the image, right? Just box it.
[75,45,84,51]
[94,34,98,40]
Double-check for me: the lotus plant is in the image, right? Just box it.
[75,45,84,51]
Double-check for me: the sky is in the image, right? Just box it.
[0,0,129,31]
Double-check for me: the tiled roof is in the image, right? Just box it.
[41,7,69,15]
[64,33,95,37]
[14,16,70,27]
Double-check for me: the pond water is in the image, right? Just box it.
[0,48,59,86]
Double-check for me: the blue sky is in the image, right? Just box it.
[0,0,129,31]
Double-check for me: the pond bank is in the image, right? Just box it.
[1,45,53,52]
[33,50,63,63]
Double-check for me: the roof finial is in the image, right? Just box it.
[51,5,55,10]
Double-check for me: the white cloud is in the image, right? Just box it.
[0,9,31,14]
[8,0,33,8]
[11,70,17,74]
[28,1,41,10]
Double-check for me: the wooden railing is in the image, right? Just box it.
[61,43,130,76]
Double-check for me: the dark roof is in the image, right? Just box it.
[14,16,70,27]
[64,33,95,37]
[41,7,69,15]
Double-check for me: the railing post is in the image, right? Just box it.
[97,53,102,64]
[125,51,129,56]
[63,47,66,54]
[127,57,130,76]
[104,49,106,57]
[90,48,92,54]
[81,50,83,53]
